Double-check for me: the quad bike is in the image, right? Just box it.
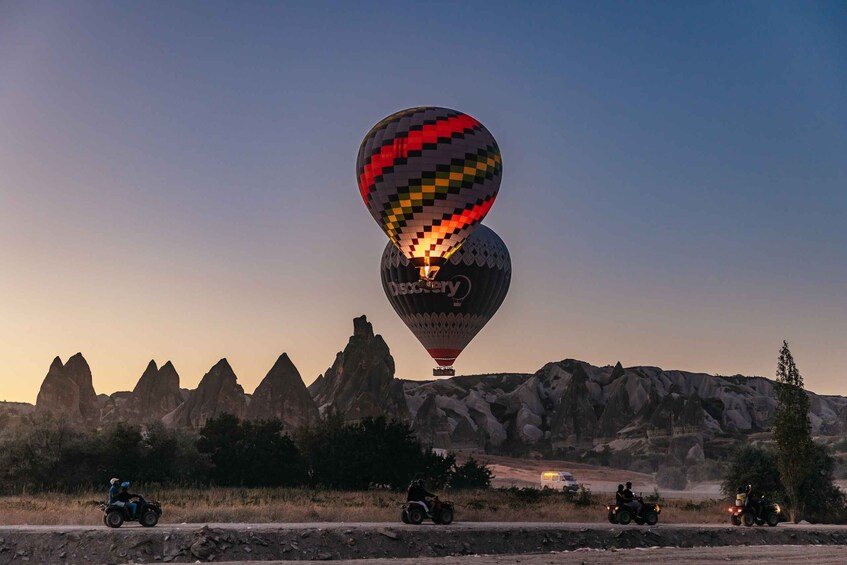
[101,496,162,528]
[728,499,781,527]
[400,497,454,525]
[607,497,661,526]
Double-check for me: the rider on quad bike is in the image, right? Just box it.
[102,481,163,528]
[407,477,436,514]
[730,484,781,527]
[401,476,454,525]
[607,481,661,526]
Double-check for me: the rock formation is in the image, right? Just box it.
[246,353,318,429]
[131,360,183,418]
[404,359,847,470]
[62,353,99,422]
[310,316,409,422]
[34,355,97,423]
[164,359,247,428]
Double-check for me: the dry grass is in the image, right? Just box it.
[0,488,731,526]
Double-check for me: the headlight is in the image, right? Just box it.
[775,504,781,513]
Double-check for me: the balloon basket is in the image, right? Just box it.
[433,367,455,377]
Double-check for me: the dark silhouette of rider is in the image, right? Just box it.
[407,476,435,513]
[623,481,642,515]
[615,484,625,506]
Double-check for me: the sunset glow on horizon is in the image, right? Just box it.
[1,1,844,403]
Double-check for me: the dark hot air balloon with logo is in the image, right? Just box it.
[380,224,511,376]
[358,107,502,281]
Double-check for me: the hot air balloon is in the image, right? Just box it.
[380,224,511,376]
[358,107,502,281]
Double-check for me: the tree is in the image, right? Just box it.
[772,341,814,522]
[800,443,847,523]
[721,446,783,501]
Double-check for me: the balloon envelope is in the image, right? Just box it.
[380,224,511,368]
[359,107,502,280]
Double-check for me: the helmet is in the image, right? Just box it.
[625,482,632,489]
[110,478,119,485]
[121,482,130,488]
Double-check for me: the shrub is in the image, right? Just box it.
[449,457,493,490]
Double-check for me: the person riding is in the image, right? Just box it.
[117,481,140,518]
[623,481,642,516]
[108,478,121,505]
[615,484,625,506]
[743,484,761,517]
[407,475,436,514]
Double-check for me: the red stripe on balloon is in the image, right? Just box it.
[427,348,463,366]
[358,114,480,201]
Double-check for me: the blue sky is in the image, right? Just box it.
[1,1,845,401]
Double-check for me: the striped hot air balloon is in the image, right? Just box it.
[380,224,511,375]
[357,107,502,281]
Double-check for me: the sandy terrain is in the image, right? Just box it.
[470,453,723,498]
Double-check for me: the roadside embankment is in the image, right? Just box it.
[2,522,847,564]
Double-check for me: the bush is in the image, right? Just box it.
[573,484,592,507]
[449,457,492,490]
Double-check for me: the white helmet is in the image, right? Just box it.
[110,478,120,485]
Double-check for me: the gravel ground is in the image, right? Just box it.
[2,522,847,563]
[207,545,847,564]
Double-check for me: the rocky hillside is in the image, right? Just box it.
[404,359,847,472]
[18,317,847,474]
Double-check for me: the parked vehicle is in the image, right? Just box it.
[101,496,162,528]
[540,471,580,493]
[607,497,661,525]
[400,497,454,525]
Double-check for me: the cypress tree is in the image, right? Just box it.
[772,340,813,522]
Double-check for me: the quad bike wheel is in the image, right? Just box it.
[141,510,159,527]
[742,512,756,527]
[645,511,658,526]
[408,507,425,525]
[617,509,632,525]
[766,512,779,527]
[105,510,124,529]
[731,514,741,526]
[400,509,410,524]
[608,513,619,524]
[438,508,454,525]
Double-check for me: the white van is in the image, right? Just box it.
[540,471,580,492]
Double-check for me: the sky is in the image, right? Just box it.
[1,1,845,403]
